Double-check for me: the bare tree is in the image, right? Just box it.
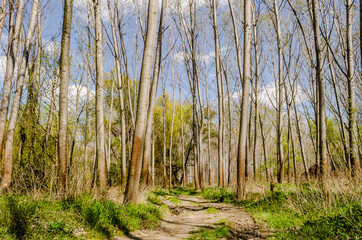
[0,0,25,164]
[237,0,251,199]
[311,0,327,182]
[346,0,359,179]
[57,0,73,196]
[140,0,167,186]
[0,0,40,190]
[124,0,158,204]
[93,0,106,192]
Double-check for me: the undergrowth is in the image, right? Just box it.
[200,183,362,239]
[0,194,162,239]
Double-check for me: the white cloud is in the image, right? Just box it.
[231,81,308,109]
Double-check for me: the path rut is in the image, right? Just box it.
[116,195,264,240]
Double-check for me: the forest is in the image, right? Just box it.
[0,0,361,239]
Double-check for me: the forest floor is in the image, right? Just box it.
[117,193,264,240]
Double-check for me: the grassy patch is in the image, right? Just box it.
[169,197,182,205]
[153,187,198,197]
[200,185,362,239]
[205,207,220,214]
[187,225,230,240]
[0,194,162,239]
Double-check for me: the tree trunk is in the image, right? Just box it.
[123,0,158,204]
[346,0,359,179]
[237,0,251,199]
[1,0,39,190]
[311,0,328,183]
[273,0,285,184]
[93,0,106,193]
[0,0,24,164]
[140,0,167,186]
[211,0,224,188]
[107,0,127,187]
[56,0,73,196]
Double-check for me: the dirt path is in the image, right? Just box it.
[116,195,263,240]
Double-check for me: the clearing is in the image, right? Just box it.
[117,194,264,240]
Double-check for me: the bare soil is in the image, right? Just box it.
[116,194,265,240]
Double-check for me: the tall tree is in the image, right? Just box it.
[57,0,73,196]
[237,0,251,199]
[0,0,40,190]
[311,0,327,182]
[93,0,106,192]
[140,0,167,186]
[346,0,359,179]
[0,0,24,164]
[211,0,224,188]
[272,0,285,183]
[124,0,158,204]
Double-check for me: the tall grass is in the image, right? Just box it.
[200,178,361,239]
[0,193,162,239]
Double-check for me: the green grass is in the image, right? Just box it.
[186,225,230,240]
[169,197,182,205]
[199,185,362,239]
[0,194,162,239]
[205,207,220,214]
[153,187,199,197]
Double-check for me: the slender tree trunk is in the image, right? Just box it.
[140,0,167,186]
[346,0,359,179]
[0,0,39,190]
[178,66,186,187]
[273,0,285,183]
[162,67,167,188]
[0,0,24,163]
[311,0,327,183]
[93,0,106,192]
[252,13,260,182]
[124,0,158,204]
[169,61,176,190]
[211,0,224,188]
[107,0,127,187]
[259,115,269,181]
[56,0,73,196]
[237,0,251,199]
[107,83,114,176]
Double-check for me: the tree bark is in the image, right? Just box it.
[211,0,224,188]
[93,0,106,192]
[57,0,73,196]
[0,0,24,164]
[1,0,39,190]
[237,0,251,199]
[311,0,328,183]
[346,0,359,179]
[123,0,158,204]
[140,0,167,186]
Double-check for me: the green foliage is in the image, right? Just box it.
[198,186,361,239]
[169,197,182,205]
[205,207,220,214]
[0,194,162,239]
[187,224,230,240]
[202,188,234,203]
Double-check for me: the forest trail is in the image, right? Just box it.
[116,194,263,240]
